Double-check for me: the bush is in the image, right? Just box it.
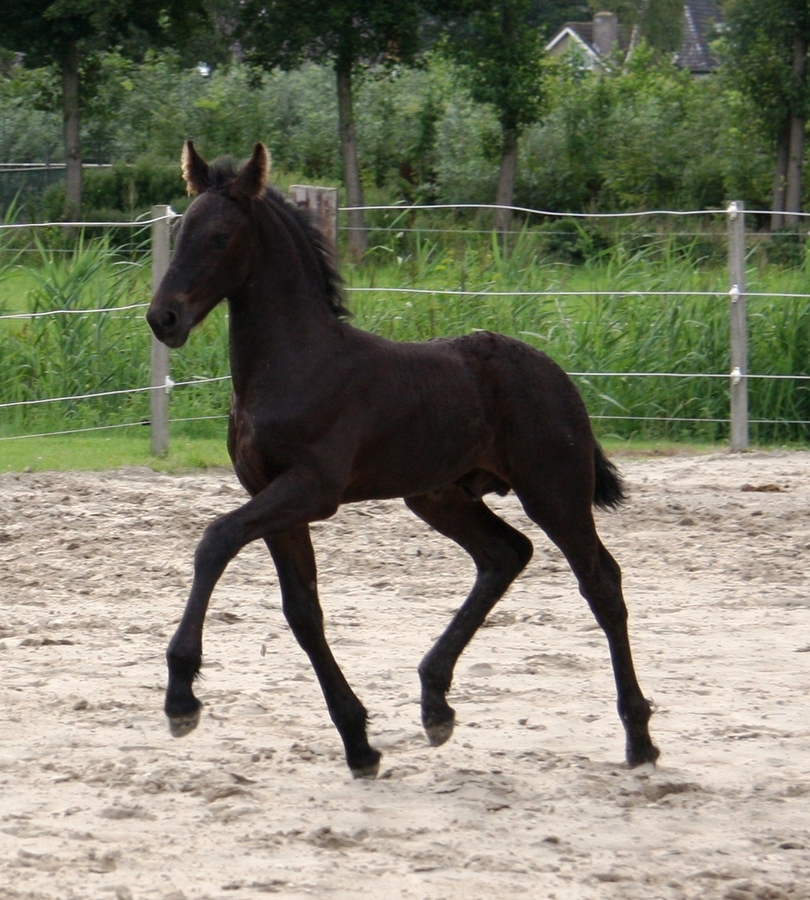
[42,159,186,221]
[516,47,773,214]
[535,218,612,263]
[764,230,808,267]
[0,46,785,222]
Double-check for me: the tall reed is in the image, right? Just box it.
[1,225,808,444]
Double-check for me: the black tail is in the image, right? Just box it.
[593,443,626,510]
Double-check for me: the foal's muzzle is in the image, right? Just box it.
[147,300,189,348]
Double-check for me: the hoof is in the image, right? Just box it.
[627,742,660,768]
[424,715,455,748]
[167,706,201,737]
[350,749,382,780]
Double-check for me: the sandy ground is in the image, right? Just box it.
[0,451,809,900]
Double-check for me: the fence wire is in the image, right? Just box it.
[1,204,809,443]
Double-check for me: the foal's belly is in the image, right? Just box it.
[341,415,494,502]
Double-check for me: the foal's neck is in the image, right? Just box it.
[226,230,345,390]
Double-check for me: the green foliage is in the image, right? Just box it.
[0,237,150,435]
[526,0,591,35]
[236,0,421,74]
[1,227,809,445]
[430,0,546,140]
[42,159,187,221]
[764,230,806,267]
[73,53,340,176]
[534,218,612,263]
[517,46,773,211]
[1,0,208,67]
[0,62,62,186]
[720,0,810,133]
[0,40,788,218]
[2,0,213,218]
[262,65,341,179]
[429,69,500,203]
[0,234,235,440]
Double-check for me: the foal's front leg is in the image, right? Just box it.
[164,506,247,736]
[163,470,342,739]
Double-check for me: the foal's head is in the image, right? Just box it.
[147,141,269,348]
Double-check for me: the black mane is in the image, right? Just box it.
[266,190,350,320]
[206,156,349,320]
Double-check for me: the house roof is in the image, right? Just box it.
[545,2,724,75]
[546,22,632,57]
[676,0,723,74]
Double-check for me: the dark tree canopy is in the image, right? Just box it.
[434,0,546,137]
[3,0,207,216]
[527,0,591,35]
[722,0,810,131]
[3,0,206,65]
[721,0,810,225]
[236,0,421,74]
[237,0,423,258]
[423,0,546,231]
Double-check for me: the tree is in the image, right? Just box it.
[722,0,810,229]
[527,0,591,35]
[2,0,206,218]
[237,0,421,259]
[174,0,244,70]
[427,0,546,234]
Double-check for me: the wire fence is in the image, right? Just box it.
[1,200,809,450]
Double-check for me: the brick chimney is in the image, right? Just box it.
[593,11,619,57]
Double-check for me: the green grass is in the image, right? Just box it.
[1,222,809,448]
[346,231,810,443]
[0,267,37,314]
[1,430,230,473]
[0,430,721,474]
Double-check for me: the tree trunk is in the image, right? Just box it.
[771,118,790,231]
[784,35,808,229]
[336,66,367,261]
[61,39,82,220]
[784,112,805,227]
[494,127,518,237]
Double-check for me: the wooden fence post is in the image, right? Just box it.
[727,201,748,451]
[150,205,171,455]
[288,185,339,263]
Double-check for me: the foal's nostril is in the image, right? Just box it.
[160,308,179,331]
[147,305,179,336]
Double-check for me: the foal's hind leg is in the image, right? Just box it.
[518,489,659,767]
[265,526,382,778]
[405,486,533,747]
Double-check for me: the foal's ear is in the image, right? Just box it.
[235,143,270,198]
[181,141,210,196]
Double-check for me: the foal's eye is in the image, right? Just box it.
[212,233,229,249]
